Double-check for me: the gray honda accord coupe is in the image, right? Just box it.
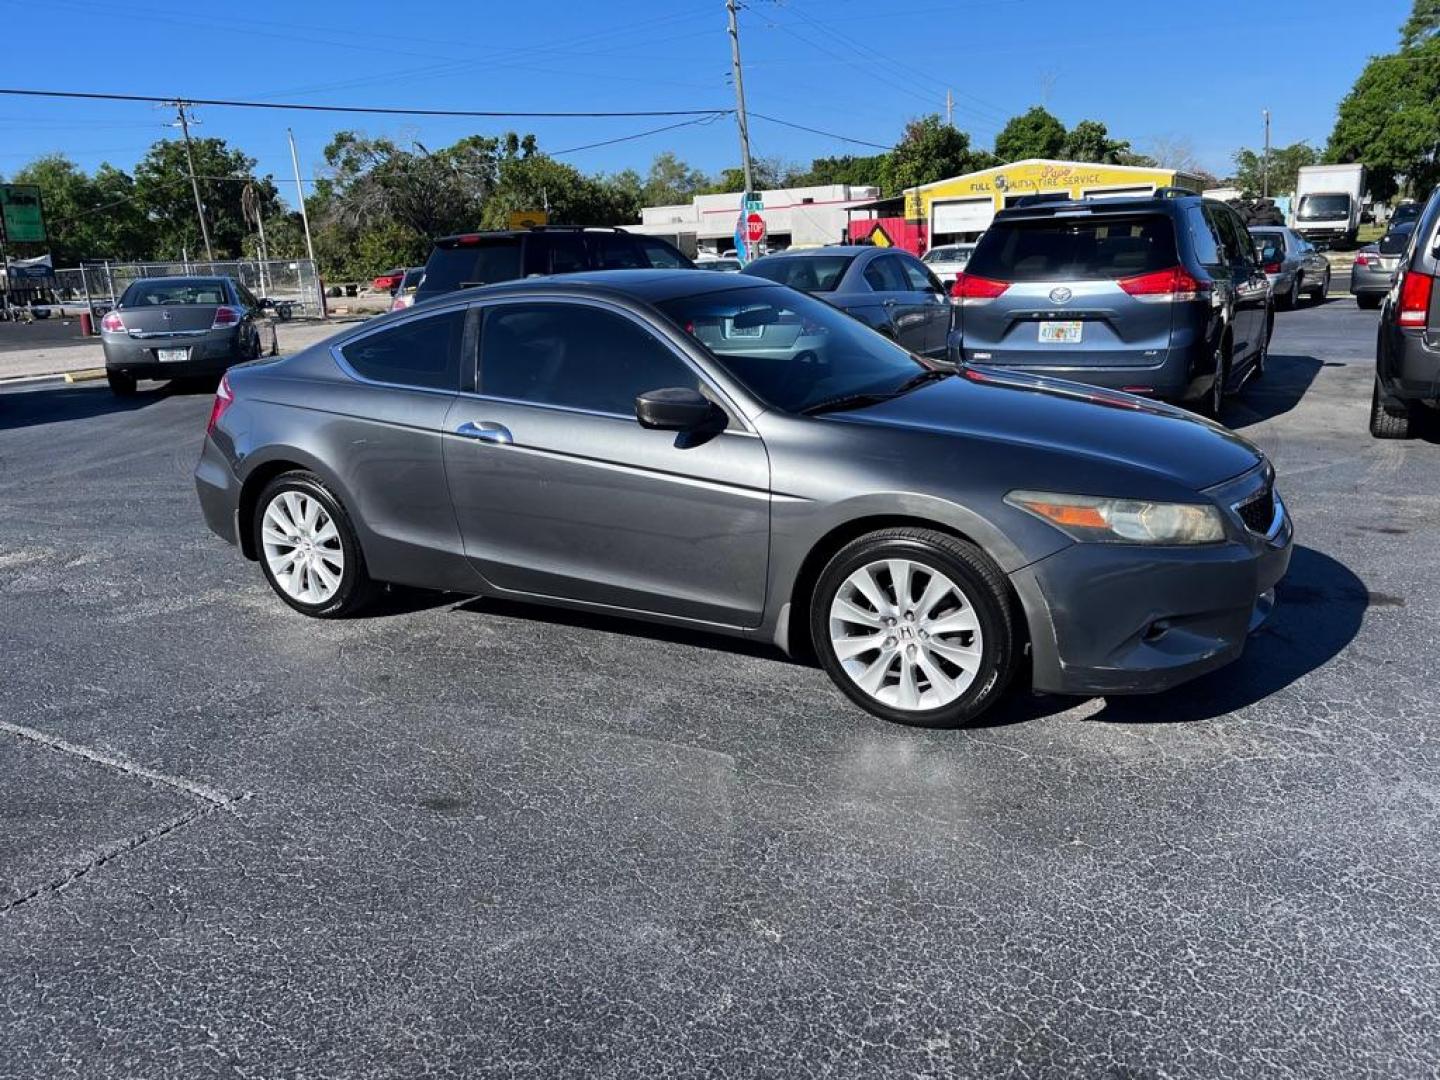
[195,270,1292,727]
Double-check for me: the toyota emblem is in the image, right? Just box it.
[1048,286,1073,304]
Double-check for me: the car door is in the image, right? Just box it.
[1208,205,1267,368]
[442,297,771,627]
[861,254,929,352]
[896,253,954,357]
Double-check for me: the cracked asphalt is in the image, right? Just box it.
[2,297,1437,1078]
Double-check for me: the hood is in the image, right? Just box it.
[832,367,1263,491]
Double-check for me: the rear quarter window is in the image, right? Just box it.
[965,215,1178,282]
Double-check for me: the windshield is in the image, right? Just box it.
[965,215,1177,282]
[122,279,228,306]
[419,241,522,293]
[1297,194,1351,221]
[659,285,928,414]
[742,254,854,292]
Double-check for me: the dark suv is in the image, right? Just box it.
[412,227,693,304]
[1370,189,1440,439]
[953,195,1272,415]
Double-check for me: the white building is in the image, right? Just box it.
[622,184,881,254]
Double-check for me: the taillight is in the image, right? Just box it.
[100,311,125,333]
[453,233,483,246]
[390,294,414,312]
[211,305,241,328]
[1118,265,1205,302]
[206,373,234,436]
[949,272,1010,303]
[1263,262,1282,274]
[1354,253,1371,267]
[1398,270,1435,328]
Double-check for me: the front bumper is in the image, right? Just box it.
[1010,478,1293,697]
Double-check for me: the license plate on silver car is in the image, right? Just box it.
[1039,321,1082,344]
[157,348,190,363]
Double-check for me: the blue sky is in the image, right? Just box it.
[0,0,1412,208]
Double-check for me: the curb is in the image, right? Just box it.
[63,368,108,384]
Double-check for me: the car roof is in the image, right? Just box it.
[125,276,230,288]
[447,268,773,304]
[993,194,1201,222]
[754,246,875,258]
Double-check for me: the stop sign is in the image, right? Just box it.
[745,212,765,243]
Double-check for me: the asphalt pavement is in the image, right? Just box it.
[2,295,1437,1078]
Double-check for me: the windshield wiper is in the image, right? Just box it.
[800,369,951,416]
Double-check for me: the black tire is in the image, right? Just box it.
[810,528,1018,728]
[1369,378,1413,440]
[252,471,378,617]
[1357,293,1382,310]
[1197,338,1228,419]
[1280,277,1299,310]
[1252,318,1271,381]
[106,369,136,396]
[1311,270,1329,303]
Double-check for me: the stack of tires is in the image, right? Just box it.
[1226,198,1285,227]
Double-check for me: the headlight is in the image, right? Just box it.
[1006,490,1226,545]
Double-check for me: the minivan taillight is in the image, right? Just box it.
[100,311,125,333]
[206,373,234,436]
[949,272,1010,303]
[1117,266,1205,302]
[1398,270,1435,328]
[211,305,241,328]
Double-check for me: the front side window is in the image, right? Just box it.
[660,284,928,415]
[898,256,943,293]
[339,309,467,391]
[479,303,699,416]
[862,255,909,292]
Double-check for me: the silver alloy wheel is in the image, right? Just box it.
[828,557,983,711]
[261,490,344,605]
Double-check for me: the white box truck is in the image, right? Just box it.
[1290,164,1366,247]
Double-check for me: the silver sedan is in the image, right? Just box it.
[1249,227,1331,309]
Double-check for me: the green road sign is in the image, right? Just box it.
[0,185,47,243]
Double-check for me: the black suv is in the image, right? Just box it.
[1370,189,1440,439]
[954,194,1272,416]
[412,227,694,304]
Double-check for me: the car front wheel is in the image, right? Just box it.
[811,528,1017,727]
[253,471,377,617]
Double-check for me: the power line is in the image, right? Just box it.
[748,112,890,150]
[0,88,732,119]
[551,114,727,156]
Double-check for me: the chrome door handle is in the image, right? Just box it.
[455,420,513,445]
[883,298,898,307]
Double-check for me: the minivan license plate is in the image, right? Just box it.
[1039,321,1082,344]
[157,348,189,363]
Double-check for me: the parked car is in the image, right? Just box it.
[1391,202,1421,229]
[1249,226,1331,308]
[196,270,1291,728]
[388,266,426,312]
[100,276,269,396]
[953,194,1273,416]
[412,227,694,305]
[696,256,742,273]
[922,243,977,283]
[740,247,953,360]
[1353,221,1417,309]
[372,268,406,293]
[1369,191,1439,438]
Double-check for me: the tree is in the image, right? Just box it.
[1326,33,1440,200]
[133,136,282,260]
[6,155,152,264]
[787,152,890,189]
[640,152,708,206]
[994,107,1067,162]
[1144,135,1213,179]
[1401,0,1440,48]
[1231,142,1319,196]
[1061,120,1132,164]
[884,115,986,193]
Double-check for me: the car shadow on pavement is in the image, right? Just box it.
[0,380,209,432]
[1224,352,1323,429]
[1084,545,1369,725]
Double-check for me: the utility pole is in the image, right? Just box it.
[725,0,754,198]
[946,89,954,128]
[172,101,214,262]
[1262,108,1271,198]
[287,128,317,266]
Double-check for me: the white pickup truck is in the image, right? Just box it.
[1290,164,1366,248]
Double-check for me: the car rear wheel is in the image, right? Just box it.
[1282,277,1300,309]
[811,528,1017,727]
[1357,293,1382,310]
[106,369,136,396]
[1369,378,1413,440]
[1199,339,1228,419]
[1311,269,1329,303]
[254,471,377,617]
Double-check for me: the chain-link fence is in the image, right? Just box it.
[53,258,325,319]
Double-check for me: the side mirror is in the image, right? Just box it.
[635,387,719,431]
